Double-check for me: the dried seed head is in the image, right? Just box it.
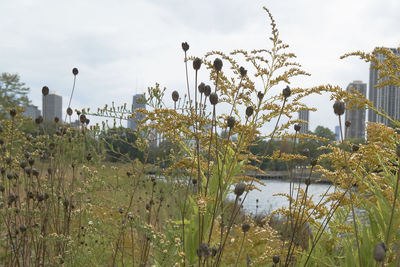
[305,178,311,186]
[85,118,90,125]
[310,158,317,167]
[86,153,92,161]
[234,182,246,196]
[213,58,223,72]
[19,224,27,232]
[35,116,43,125]
[54,117,59,123]
[257,91,264,101]
[8,193,17,205]
[72,68,79,76]
[19,160,27,169]
[282,86,291,99]
[294,124,301,132]
[210,247,217,257]
[198,82,205,94]
[172,91,179,102]
[197,243,210,258]
[67,107,73,116]
[0,185,5,192]
[181,42,189,52]
[273,255,280,264]
[7,173,13,180]
[6,156,12,165]
[242,223,250,233]
[227,116,235,129]
[373,242,387,262]
[209,92,218,105]
[204,85,211,97]
[333,100,345,116]
[246,106,254,117]
[80,114,86,124]
[239,66,247,77]
[28,157,35,166]
[352,144,360,152]
[10,108,17,117]
[345,120,351,128]
[193,58,202,70]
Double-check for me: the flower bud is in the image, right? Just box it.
[80,114,86,124]
[193,58,202,70]
[305,178,311,186]
[333,101,345,116]
[213,58,223,72]
[310,158,317,167]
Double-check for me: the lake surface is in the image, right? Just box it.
[227,179,335,215]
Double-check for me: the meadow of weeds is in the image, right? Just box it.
[1,6,400,267]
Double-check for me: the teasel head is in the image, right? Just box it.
[234,182,246,196]
[242,222,250,233]
[246,106,254,117]
[193,58,202,70]
[282,85,291,99]
[204,85,211,97]
[172,91,179,102]
[227,116,235,129]
[181,42,189,52]
[72,67,79,76]
[213,58,223,72]
[333,100,345,116]
[239,66,247,77]
[209,92,218,105]
[198,82,205,94]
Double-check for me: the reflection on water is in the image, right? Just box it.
[227,180,334,214]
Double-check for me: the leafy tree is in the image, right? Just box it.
[0,73,30,119]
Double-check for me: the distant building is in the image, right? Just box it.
[345,81,367,139]
[298,109,309,134]
[127,94,146,131]
[43,91,62,122]
[335,125,340,141]
[368,48,400,125]
[23,105,41,119]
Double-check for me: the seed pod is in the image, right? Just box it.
[72,68,79,75]
[10,108,17,117]
[42,86,49,96]
[282,86,291,99]
[257,91,264,101]
[345,120,351,128]
[227,116,235,129]
[67,107,73,116]
[77,110,81,116]
[294,124,301,132]
[305,178,311,186]
[198,82,205,94]
[28,157,34,166]
[209,93,218,105]
[246,106,254,117]
[172,91,179,102]
[80,114,86,124]
[333,100,345,116]
[242,223,250,233]
[213,58,223,72]
[373,242,386,262]
[239,66,247,77]
[181,42,189,52]
[352,144,360,152]
[24,167,31,176]
[193,58,202,70]
[192,179,197,185]
[54,117,59,123]
[273,255,280,264]
[204,85,211,97]
[234,182,246,196]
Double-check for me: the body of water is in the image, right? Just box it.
[227,179,334,215]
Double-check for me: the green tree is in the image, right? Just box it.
[0,73,30,118]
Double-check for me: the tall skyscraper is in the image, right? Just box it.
[128,94,146,131]
[368,48,400,126]
[298,109,309,134]
[345,81,366,139]
[43,92,62,122]
[23,105,41,119]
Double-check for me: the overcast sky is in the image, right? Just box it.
[1,0,399,132]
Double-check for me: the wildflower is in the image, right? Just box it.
[193,58,202,70]
[42,86,49,96]
[181,42,189,52]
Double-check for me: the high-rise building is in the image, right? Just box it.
[43,91,62,122]
[23,105,41,119]
[345,81,367,139]
[127,94,146,131]
[368,48,400,125]
[298,109,309,134]
[335,125,340,141]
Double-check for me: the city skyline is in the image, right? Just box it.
[42,91,62,122]
[345,80,367,139]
